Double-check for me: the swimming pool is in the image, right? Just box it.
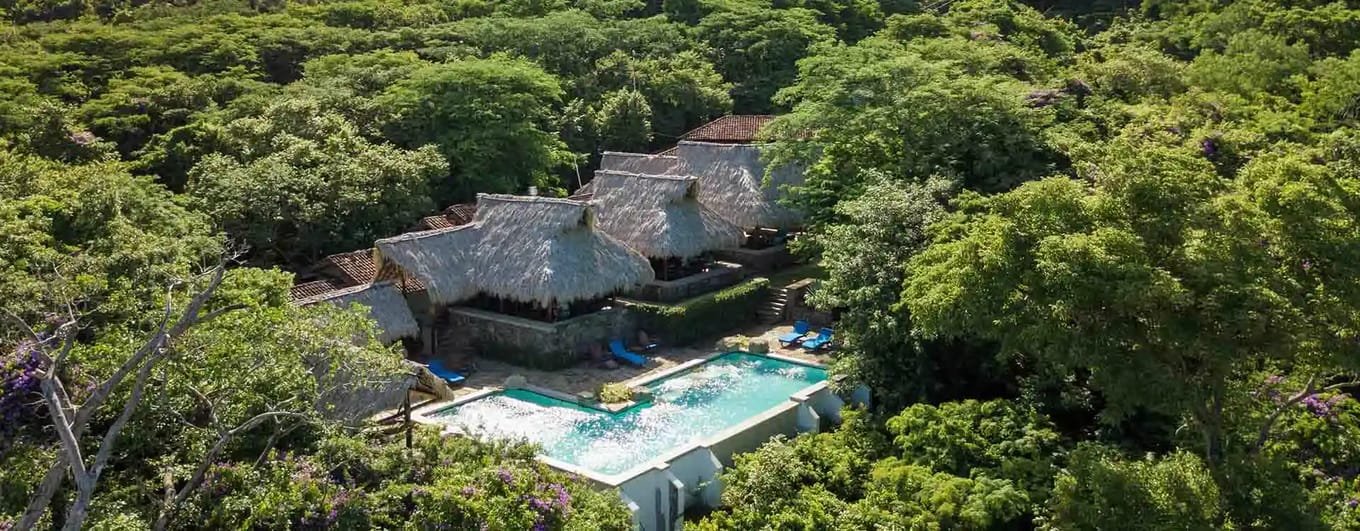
[427,352,828,475]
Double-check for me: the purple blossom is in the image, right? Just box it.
[549,483,570,507]
[1301,394,1338,418]
[498,468,514,485]
[1303,259,1313,271]
[461,486,477,496]
[1200,138,1217,157]
[532,521,548,531]
[530,497,552,513]
[1347,499,1358,509]
[1,346,45,434]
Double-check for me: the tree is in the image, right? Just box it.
[886,399,1064,506]
[9,260,240,530]
[593,88,653,152]
[902,141,1360,463]
[1187,30,1310,99]
[692,2,836,113]
[1043,445,1224,530]
[0,150,221,343]
[377,57,569,204]
[806,175,1009,411]
[186,97,445,267]
[583,50,732,141]
[1301,50,1360,128]
[765,36,1061,224]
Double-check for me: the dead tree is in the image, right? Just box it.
[9,260,243,531]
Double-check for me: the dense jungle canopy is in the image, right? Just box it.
[2,0,1360,528]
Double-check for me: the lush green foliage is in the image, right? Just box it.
[629,277,770,346]
[762,0,1360,528]
[6,0,1360,528]
[1044,445,1225,530]
[187,97,446,265]
[700,402,1060,528]
[181,430,631,530]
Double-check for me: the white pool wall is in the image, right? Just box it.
[414,351,852,531]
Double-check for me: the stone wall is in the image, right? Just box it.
[631,262,744,303]
[712,243,796,273]
[438,306,636,369]
[785,278,834,327]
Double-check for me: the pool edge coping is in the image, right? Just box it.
[412,350,833,487]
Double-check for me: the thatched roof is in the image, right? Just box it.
[600,151,682,175]
[574,152,682,199]
[298,282,419,344]
[590,170,744,259]
[374,194,653,306]
[675,141,805,230]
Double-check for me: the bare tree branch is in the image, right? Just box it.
[16,259,245,531]
[1254,374,1319,452]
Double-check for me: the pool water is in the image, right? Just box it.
[430,352,827,475]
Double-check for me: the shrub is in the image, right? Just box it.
[595,383,633,404]
[1042,445,1224,531]
[629,277,770,346]
[885,399,1065,506]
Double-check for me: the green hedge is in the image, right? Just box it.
[629,277,770,346]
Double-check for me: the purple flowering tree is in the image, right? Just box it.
[6,260,250,531]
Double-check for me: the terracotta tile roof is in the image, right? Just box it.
[323,249,379,285]
[680,115,774,143]
[414,204,477,231]
[289,279,342,301]
[418,215,456,230]
[443,203,477,225]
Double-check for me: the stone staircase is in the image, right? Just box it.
[757,286,791,324]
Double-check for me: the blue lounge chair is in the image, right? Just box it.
[426,359,466,386]
[801,328,835,351]
[609,339,647,366]
[778,320,812,346]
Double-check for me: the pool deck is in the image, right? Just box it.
[415,322,833,404]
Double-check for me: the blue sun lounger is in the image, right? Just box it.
[426,359,466,386]
[609,339,647,366]
[801,328,835,351]
[778,320,812,346]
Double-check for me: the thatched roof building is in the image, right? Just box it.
[600,151,682,175]
[297,282,420,344]
[675,141,805,231]
[374,194,653,307]
[590,170,744,259]
[574,153,682,199]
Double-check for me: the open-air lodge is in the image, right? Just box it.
[589,170,745,301]
[596,140,807,271]
[371,194,653,368]
[288,116,807,369]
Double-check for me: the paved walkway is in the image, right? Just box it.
[445,322,833,399]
